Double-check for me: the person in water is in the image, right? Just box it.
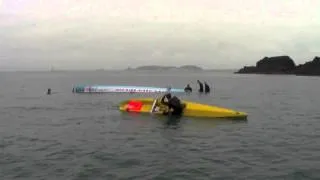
[184,84,192,92]
[160,93,184,116]
[204,81,210,93]
[166,86,172,92]
[197,80,203,93]
[47,88,51,95]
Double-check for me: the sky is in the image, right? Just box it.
[1,0,320,70]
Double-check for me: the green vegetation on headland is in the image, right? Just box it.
[235,56,320,76]
[127,65,203,71]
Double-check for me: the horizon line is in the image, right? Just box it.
[0,68,237,72]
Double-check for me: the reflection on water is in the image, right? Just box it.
[119,111,248,131]
[184,118,248,129]
[163,116,182,129]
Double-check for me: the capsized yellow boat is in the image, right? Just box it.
[119,98,248,119]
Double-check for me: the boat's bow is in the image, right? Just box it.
[182,101,247,119]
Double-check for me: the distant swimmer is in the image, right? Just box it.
[166,86,172,92]
[184,84,192,92]
[197,80,203,93]
[204,81,210,93]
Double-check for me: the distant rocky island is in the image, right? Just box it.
[235,56,320,76]
[127,65,203,71]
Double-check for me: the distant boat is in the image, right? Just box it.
[72,85,187,93]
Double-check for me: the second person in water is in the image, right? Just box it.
[183,81,210,93]
[196,80,210,93]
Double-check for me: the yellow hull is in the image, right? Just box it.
[119,98,248,119]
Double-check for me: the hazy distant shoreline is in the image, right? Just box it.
[127,65,202,71]
[0,69,236,73]
[0,65,236,72]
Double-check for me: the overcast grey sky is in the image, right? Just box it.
[1,0,320,70]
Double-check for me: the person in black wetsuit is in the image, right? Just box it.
[204,81,210,93]
[197,80,203,93]
[184,84,192,92]
[160,93,184,116]
[47,88,51,95]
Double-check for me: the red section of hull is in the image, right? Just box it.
[126,100,143,112]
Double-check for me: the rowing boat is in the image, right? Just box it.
[119,98,248,119]
[72,85,186,93]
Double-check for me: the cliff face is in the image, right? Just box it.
[235,56,320,76]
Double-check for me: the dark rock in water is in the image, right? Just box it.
[256,56,296,73]
[235,56,320,76]
[293,56,320,76]
[236,56,296,74]
[236,66,260,74]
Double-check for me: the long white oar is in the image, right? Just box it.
[150,87,172,113]
[150,92,163,114]
[150,98,158,113]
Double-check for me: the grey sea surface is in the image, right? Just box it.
[1,70,320,180]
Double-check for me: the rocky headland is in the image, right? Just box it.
[235,56,320,76]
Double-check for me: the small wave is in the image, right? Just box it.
[288,169,320,180]
[3,106,66,111]
[34,141,62,152]
[15,96,42,100]
[45,147,80,160]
